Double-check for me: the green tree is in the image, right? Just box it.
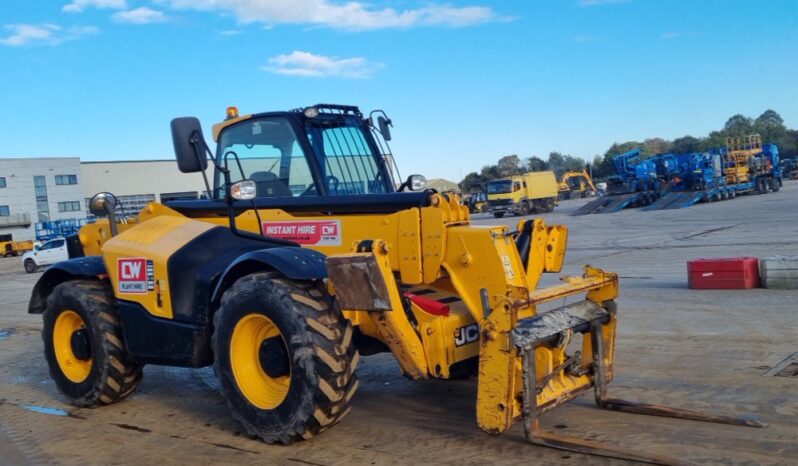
[459,172,485,193]
[496,155,523,177]
[525,156,548,172]
[724,114,754,136]
[642,138,673,156]
[671,135,701,154]
[480,164,499,180]
[755,109,784,127]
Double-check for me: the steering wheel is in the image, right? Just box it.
[299,176,341,196]
[326,176,340,194]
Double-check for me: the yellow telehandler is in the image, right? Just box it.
[29,104,762,464]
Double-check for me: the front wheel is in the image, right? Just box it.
[519,201,531,216]
[493,212,504,218]
[214,272,359,444]
[24,259,37,273]
[42,280,143,407]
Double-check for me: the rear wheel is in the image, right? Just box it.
[544,197,556,212]
[214,272,359,444]
[493,212,504,218]
[42,280,143,407]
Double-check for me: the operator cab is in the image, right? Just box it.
[212,104,422,199]
[167,104,429,215]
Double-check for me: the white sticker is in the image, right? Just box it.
[117,257,150,294]
[702,272,714,277]
[501,255,515,279]
[262,220,342,246]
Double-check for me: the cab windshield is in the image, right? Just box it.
[216,117,315,197]
[487,180,512,194]
[305,115,390,195]
[216,114,391,198]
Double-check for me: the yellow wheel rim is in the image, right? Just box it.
[53,310,92,383]
[230,313,291,409]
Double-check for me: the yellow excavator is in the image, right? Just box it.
[558,169,598,200]
[28,104,763,464]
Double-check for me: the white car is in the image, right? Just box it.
[22,238,69,273]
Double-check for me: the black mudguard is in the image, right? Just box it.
[28,256,106,314]
[211,247,328,305]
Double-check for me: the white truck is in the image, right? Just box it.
[22,238,69,273]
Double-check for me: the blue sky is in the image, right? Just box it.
[1,0,796,181]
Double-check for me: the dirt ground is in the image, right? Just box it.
[1,182,797,466]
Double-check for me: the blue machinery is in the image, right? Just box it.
[575,138,782,216]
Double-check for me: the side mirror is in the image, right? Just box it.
[406,174,426,191]
[171,117,209,173]
[377,115,392,141]
[88,192,119,237]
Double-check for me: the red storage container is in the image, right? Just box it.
[687,257,760,289]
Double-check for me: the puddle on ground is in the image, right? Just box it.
[0,329,15,340]
[21,404,69,416]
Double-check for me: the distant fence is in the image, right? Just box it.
[35,218,96,241]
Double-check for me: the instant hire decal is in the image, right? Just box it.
[117,258,155,294]
[262,220,342,246]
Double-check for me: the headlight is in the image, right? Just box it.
[409,174,426,191]
[304,107,320,118]
[231,180,257,200]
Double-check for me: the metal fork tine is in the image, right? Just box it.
[597,398,767,428]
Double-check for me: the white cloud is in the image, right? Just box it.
[219,29,242,35]
[112,7,168,24]
[264,50,382,78]
[63,0,127,13]
[159,0,500,30]
[571,34,603,43]
[0,23,99,46]
[578,0,630,6]
[660,31,682,40]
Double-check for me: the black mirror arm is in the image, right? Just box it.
[190,131,213,198]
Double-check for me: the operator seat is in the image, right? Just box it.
[250,171,293,197]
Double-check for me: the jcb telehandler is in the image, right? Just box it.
[30,104,762,464]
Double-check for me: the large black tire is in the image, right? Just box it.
[770,177,779,192]
[24,259,37,273]
[519,201,531,216]
[42,280,143,407]
[213,272,359,444]
[544,197,556,213]
[756,177,767,194]
[493,212,504,218]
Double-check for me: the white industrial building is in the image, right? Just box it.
[80,160,209,214]
[0,158,86,242]
[0,157,208,242]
